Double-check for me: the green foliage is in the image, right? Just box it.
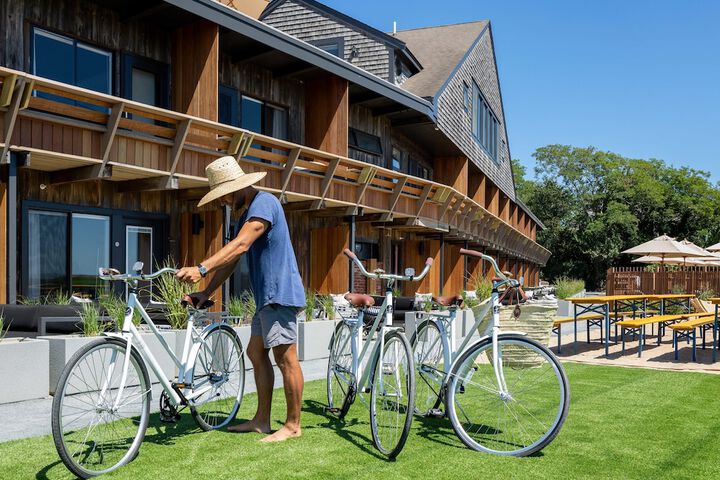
[554,277,585,300]
[467,271,493,302]
[461,290,480,309]
[515,145,720,289]
[0,312,9,342]
[319,294,335,320]
[152,258,193,329]
[99,294,126,330]
[227,291,256,325]
[80,303,105,337]
[304,289,317,321]
[18,290,73,305]
[696,289,716,301]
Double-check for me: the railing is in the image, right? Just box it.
[607,266,720,295]
[0,66,550,264]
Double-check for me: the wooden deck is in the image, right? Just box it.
[0,66,550,265]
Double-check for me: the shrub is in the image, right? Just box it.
[319,294,335,320]
[304,290,317,321]
[696,289,716,301]
[152,258,193,329]
[467,271,493,302]
[461,290,480,309]
[227,291,256,325]
[0,312,9,342]
[80,303,105,337]
[554,277,585,299]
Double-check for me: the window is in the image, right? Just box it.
[471,81,499,161]
[309,37,344,58]
[349,128,383,156]
[27,210,110,300]
[218,87,288,140]
[354,242,378,261]
[219,85,239,127]
[391,148,402,172]
[122,54,170,109]
[32,28,112,107]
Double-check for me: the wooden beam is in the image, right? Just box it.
[116,175,179,193]
[1,78,26,164]
[0,74,17,107]
[168,119,192,175]
[411,183,433,221]
[49,163,113,185]
[227,132,246,155]
[237,133,254,159]
[278,147,301,203]
[19,79,34,109]
[311,157,341,209]
[100,102,125,166]
[345,166,375,214]
[379,177,408,221]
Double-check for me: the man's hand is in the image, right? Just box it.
[176,266,202,284]
[182,291,211,309]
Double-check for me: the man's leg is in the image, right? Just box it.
[260,343,304,442]
[228,335,273,433]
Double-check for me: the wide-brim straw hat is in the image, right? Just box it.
[197,156,266,207]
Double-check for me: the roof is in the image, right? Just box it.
[164,0,433,117]
[393,21,488,99]
[261,0,422,73]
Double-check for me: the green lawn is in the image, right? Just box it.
[1,363,719,479]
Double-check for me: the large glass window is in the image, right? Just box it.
[241,96,264,134]
[121,54,170,112]
[126,226,153,300]
[471,81,499,161]
[33,28,112,99]
[72,214,110,298]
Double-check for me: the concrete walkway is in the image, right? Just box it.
[0,358,328,443]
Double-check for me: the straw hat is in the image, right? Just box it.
[197,156,266,207]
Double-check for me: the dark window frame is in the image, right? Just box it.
[471,80,500,162]
[218,85,289,140]
[121,52,170,109]
[309,36,345,59]
[21,200,168,300]
[349,127,383,157]
[219,84,240,127]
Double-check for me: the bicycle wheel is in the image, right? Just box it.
[446,334,569,456]
[411,319,447,415]
[327,322,354,418]
[52,337,151,478]
[369,329,415,458]
[189,324,245,430]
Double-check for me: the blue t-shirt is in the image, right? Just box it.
[236,191,305,309]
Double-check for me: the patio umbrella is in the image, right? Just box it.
[622,234,702,264]
[706,242,720,252]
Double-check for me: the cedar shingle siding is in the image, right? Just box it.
[262,0,391,81]
[435,30,515,199]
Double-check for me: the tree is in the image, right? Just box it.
[513,145,720,290]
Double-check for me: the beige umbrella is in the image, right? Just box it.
[707,242,720,252]
[622,235,702,264]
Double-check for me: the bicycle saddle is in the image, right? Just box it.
[181,296,215,310]
[433,295,463,307]
[344,293,375,308]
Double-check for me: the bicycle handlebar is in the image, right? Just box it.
[459,248,519,287]
[343,248,433,282]
[98,267,178,282]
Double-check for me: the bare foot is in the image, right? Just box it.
[259,425,302,443]
[227,419,271,434]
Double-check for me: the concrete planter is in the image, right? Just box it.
[556,290,587,317]
[0,338,49,404]
[39,331,177,395]
[298,320,338,361]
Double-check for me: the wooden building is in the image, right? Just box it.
[0,0,550,309]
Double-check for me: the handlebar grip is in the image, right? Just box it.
[343,248,357,260]
[425,257,434,266]
[459,248,481,258]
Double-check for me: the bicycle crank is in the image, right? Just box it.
[159,391,181,423]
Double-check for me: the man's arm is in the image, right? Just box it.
[176,218,269,284]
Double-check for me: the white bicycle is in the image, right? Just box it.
[51,263,245,478]
[326,249,432,458]
[412,248,570,456]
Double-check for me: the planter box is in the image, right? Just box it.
[39,331,176,395]
[298,320,338,361]
[0,338,49,404]
[556,290,587,317]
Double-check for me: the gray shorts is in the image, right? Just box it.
[251,304,299,349]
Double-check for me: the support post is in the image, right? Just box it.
[349,215,356,293]
[7,152,17,303]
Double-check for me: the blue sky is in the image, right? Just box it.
[322,0,720,182]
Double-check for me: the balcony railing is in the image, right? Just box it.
[0,67,550,264]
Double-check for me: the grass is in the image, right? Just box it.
[554,277,585,299]
[1,363,720,479]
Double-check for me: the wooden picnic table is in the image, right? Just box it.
[710,298,720,362]
[569,294,659,357]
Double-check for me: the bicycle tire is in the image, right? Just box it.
[52,337,151,478]
[327,322,355,418]
[369,329,416,459]
[410,318,447,415]
[446,334,569,456]
[189,324,245,431]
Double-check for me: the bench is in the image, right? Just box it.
[552,314,604,353]
[616,314,687,357]
[669,314,716,362]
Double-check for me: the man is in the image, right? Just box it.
[176,156,305,442]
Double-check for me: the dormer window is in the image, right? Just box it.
[309,37,344,58]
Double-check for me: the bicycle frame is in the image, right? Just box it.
[97,268,227,410]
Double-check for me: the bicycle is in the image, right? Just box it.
[326,249,433,458]
[411,248,570,456]
[51,262,245,478]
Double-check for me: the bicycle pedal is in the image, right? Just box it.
[324,406,341,415]
[159,413,180,423]
[427,408,445,418]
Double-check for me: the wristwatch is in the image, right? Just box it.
[197,264,208,278]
